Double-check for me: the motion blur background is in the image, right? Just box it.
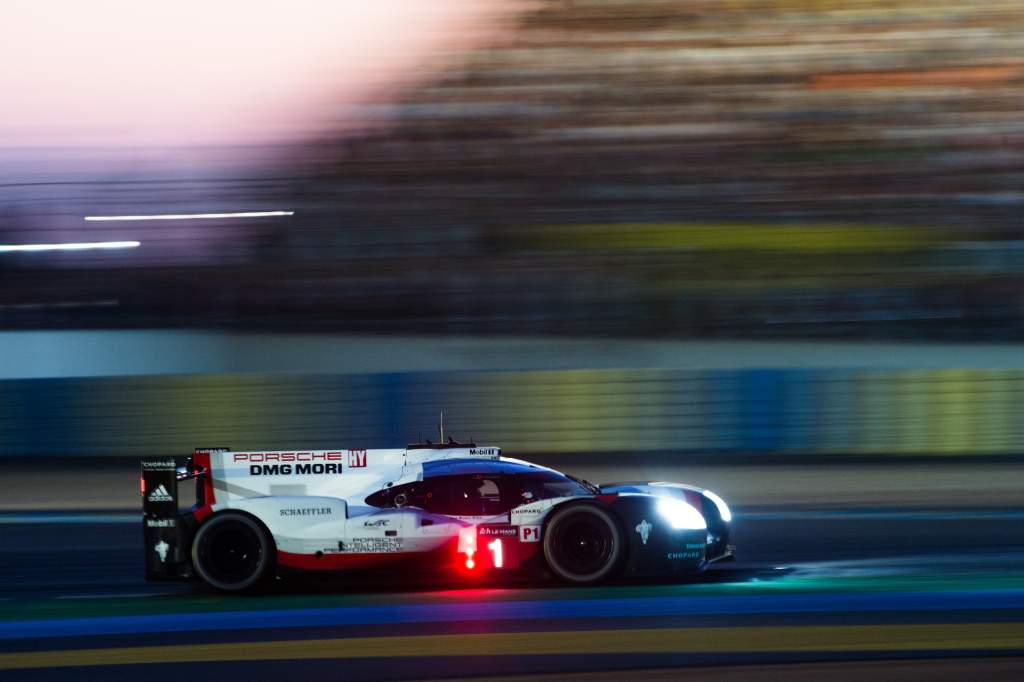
[2,0,1023,457]
[3,2,1024,679]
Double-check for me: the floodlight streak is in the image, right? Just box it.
[0,241,140,253]
[84,211,294,222]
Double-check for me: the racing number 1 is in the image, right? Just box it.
[487,538,503,568]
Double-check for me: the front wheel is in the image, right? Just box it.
[192,512,274,592]
[543,503,624,584]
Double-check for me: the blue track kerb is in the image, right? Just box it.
[3,589,1023,640]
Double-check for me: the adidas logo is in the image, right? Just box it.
[147,484,173,503]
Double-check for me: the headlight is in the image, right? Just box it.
[703,490,732,523]
[656,497,707,530]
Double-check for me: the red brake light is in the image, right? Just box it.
[458,526,477,569]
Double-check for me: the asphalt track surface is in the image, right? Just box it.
[1,500,1023,681]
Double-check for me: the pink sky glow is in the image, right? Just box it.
[0,0,513,149]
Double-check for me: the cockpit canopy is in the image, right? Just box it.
[365,459,595,517]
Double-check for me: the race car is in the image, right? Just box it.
[141,440,733,591]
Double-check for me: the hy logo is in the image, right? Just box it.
[147,485,173,503]
[154,540,170,563]
[635,519,653,545]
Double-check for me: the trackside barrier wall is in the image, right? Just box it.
[0,368,1022,456]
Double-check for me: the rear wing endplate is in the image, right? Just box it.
[141,458,185,580]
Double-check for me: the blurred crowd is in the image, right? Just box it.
[3,0,1024,339]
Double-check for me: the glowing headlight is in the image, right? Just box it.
[656,497,707,530]
[703,490,732,523]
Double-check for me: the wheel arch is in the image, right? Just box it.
[194,507,277,546]
[190,507,279,590]
[540,497,624,535]
[540,498,628,583]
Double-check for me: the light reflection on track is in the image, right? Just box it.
[0,509,1022,680]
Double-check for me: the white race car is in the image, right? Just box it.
[141,440,733,591]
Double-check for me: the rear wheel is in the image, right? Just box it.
[192,512,274,592]
[543,503,624,584]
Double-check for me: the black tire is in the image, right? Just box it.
[192,512,275,592]
[543,503,624,584]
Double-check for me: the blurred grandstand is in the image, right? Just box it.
[3,0,1024,339]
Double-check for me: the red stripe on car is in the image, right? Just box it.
[277,551,408,571]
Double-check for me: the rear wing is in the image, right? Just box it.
[140,448,226,581]
[140,457,184,580]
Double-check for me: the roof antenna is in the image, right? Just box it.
[438,411,444,445]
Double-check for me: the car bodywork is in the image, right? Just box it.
[141,443,733,590]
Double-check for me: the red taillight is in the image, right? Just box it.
[458,526,477,569]
[140,475,145,496]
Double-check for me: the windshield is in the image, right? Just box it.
[518,471,594,500]
[565,473,601,495]
[365,470,593,515]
